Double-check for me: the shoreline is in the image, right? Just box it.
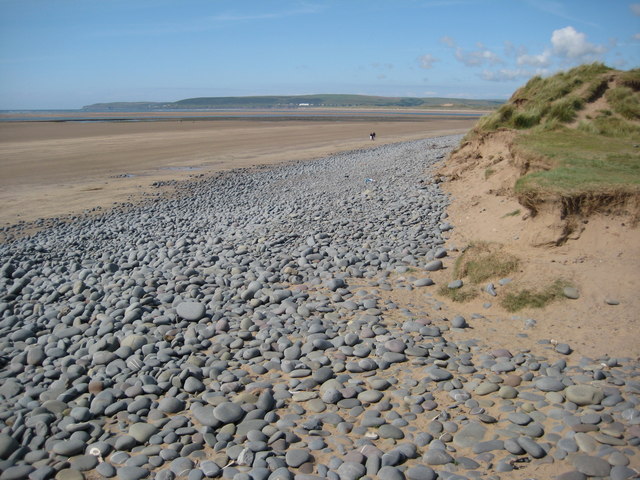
[0,117,477,229]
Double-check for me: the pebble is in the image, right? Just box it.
[563,286,580,299]
[0,135,638,480]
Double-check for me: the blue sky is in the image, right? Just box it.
[1,0,638,109]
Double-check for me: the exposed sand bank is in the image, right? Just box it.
[0,116,477,226]
[428,136,640,360]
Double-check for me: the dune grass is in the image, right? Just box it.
[500,279,569,312]
[468,64,640,208]
[454,242,520,284]
[438,242,520,303]
[515,127,640,196]
[437,285,478,302]
[475,63,614,133]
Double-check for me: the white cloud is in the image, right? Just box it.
[517,50,552,67]
[440,36,456,47]
[419,54,438,69]
[454,43,503,67]
[631,3,640,15]
[634,33,640,40]
[480,68,540,82]
[551,26,606,60]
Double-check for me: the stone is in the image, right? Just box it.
[405,465,436,480]
[336,462,366,480]
[377,466,405,480]
[563,287,580,299]
[129,423,160,443]
[176,301,206,321]
[423,449,453,465]
[213,402,244,424]
[516,437,546,458]
[571,454,611,477]
[424,260,443,272]
[158,397,186,413]
[535,377,566,392]
[379,425,405,439]
[52,438,85,456]
[0,434,19,460]
[453,422,486,448]
[116,466,150,480]
[1,465,35,480]
[565,385,604,406]
[285,449,311,468]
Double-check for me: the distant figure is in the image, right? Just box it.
[369,132,376,141]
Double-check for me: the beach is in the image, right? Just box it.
[1,134,638,480]
[0,113,478,227]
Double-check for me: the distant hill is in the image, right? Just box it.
[82,94,503,111]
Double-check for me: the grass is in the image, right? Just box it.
[606,86,640,120]
[500,279,570,312]
[454,242,520,284]
[474,63,614,134]
[437,284,478,302]
[514,127,640,196]
[484,168,496,179]
[437,242,519,303]
[503,209,521,217]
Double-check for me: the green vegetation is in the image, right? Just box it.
[605,86,640,120]
[437,284,478,302]
[453,242,520,284]
[83,94,503,111]
[501,279,570,312]
[475,63,615,132]
[503,209,521,217]
[469,64,640,214]
[437,242,519,304]
[515,127,640,197]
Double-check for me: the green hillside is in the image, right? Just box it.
[82,94,502,111]
[464,63,640,219]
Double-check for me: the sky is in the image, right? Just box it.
[0,0,639,109]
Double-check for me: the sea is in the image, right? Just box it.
[0,109,484,123]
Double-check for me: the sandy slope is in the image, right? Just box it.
[0,116,476,226]
[429,146,640,360]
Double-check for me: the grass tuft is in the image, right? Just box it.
[454,242,520,284]
[605,86,640,120]
[437,285,478,302]
[503,209,521,217]
[501,279,570,312]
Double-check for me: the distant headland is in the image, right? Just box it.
[82,94,503,112]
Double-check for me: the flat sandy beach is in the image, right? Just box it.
[0,113,478,227]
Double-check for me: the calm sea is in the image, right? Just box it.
[0,109,484,123]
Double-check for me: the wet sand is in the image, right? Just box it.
[0,114,478,227]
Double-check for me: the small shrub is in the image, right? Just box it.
[484,168,496,179]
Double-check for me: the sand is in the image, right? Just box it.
[0,114,477,226]
[430,154,640,361]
